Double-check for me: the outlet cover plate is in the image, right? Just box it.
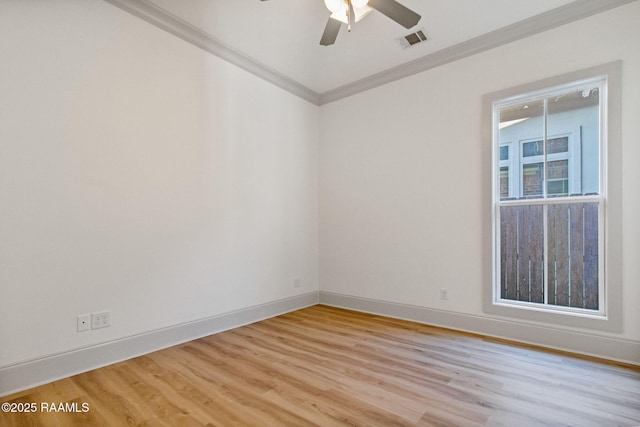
[77,314,91,332]
[92,310,111,329]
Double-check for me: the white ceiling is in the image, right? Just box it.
[106,0,633,103]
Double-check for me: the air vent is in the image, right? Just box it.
[397,29,428,49]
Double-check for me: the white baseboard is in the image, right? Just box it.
[0,292,318,397]
[319,291,640,366]
[3,290,636,397]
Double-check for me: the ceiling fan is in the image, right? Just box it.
[260,0,421,46]
[319,0,421,46]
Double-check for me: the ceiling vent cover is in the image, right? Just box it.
[398,29,428,49]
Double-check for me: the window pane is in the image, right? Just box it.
[498,100,543,200]
[499,100,543,127]
[547,202,599,310]
[500,167,509,199]
[547,137,568,154]
[547,159,569,196]
[522,137,568,158]
[523,140,543,157]
[522,163,543,197]
[547,87,600,195]
[499,146,509,161]
[547,180,568,195]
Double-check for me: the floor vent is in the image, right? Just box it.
[398,29,428,49]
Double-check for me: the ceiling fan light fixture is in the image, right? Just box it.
[330,4,373,24]
[353,5,373,22]
[319,0,421,46]
[324,0,343,13]
[329,2,348,23]
[351,0,370,7]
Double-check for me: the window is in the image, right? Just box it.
[496,79,602,313]
[520,136,571,197]
[482,62,622,331]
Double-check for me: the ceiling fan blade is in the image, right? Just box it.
[368,0,421,29]
[320,18,341,46]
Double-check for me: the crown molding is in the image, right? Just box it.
[103,0,635,106]
[103,0,321,105]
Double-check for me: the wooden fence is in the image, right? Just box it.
[500,202,599,310]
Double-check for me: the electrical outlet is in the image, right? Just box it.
[92,310,111,329]
[77,314,91,332]
[293,278,301,288]
[440,289,449,300]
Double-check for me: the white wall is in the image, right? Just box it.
[320,2,640,350]
[0,0,319,368]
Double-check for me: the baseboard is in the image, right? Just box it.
[319,291,640,366]
[0,292,318,397]
[4,290,636,397]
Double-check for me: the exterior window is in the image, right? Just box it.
[493,77,605,316]
[520,137,571,197]
[499,167,509,199]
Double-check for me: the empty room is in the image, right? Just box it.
[1,0,639,425]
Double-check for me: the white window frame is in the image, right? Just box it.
[501,132,580,199]
[518,133,577,197]
[495,79,606,317]
[498,144,515,199]
[481,62,622,332]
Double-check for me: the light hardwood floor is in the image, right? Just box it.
[2,305,639,426]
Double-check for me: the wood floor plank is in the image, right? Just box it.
[1,305,639,426]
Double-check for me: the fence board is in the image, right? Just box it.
[583,203,599,310]
[511,205,543,302]
[569,204,585,307]
[548,204,569,306]
[500,206,518,300]
[529,205,544,303]
[516,206,529,301]
[547,205,556,304]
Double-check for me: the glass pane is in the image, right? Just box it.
[547,160,569,196]
[548,179,568,195]
[499,100,544,128]
[547,137,568,154]
[499,146,509,161]
[522,163,543,197]
[522,137,568,158]
[547,202,599,310]
[547,86,600,195]
[498,100,543,200]
[500,167,509,199]
[523,140,543,157]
